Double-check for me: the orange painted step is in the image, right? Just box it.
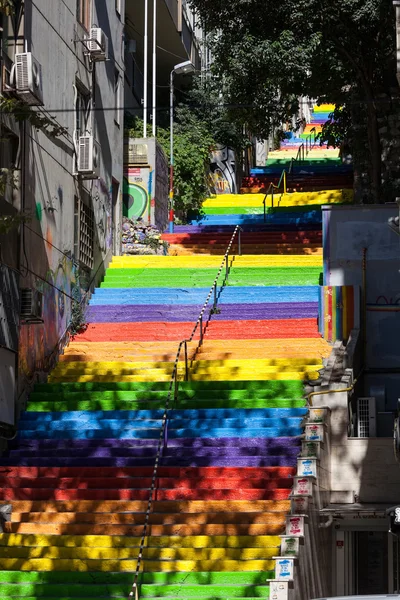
[7,521,285,537]
[8,499,291,514]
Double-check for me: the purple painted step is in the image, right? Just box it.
[86,302,318,323]
[0,456,298,467]
[10,437,300,450]
[170,223,321,233]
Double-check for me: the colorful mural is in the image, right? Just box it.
[209,146,237,195]
[123,167,150,221]
[318,285,360,343]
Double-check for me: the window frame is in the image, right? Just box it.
[77,0,91,31]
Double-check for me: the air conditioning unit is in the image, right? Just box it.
[357,397,377,438]
[14,52,43,106]
[86,28,108,61]
[20,288,44,323]
[77,135,100,178]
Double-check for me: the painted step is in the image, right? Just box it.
[90,286,320,304]
[85,302,318,323]
[99,267,322,288]
[74,318,321,343]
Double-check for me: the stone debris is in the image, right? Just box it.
[122,217,168,255]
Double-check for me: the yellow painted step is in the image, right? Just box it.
[1,533,281,548]
[54,358,324,371]
[49,369,320,383]
[202,189,352,208]
[0,546,278,560]
[109,255,323,268]
[0,558,275,572]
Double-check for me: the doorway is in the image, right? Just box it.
[335,526,397,594]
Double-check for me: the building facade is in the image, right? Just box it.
[0,0,125,428]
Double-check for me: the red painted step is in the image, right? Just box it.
[162,231,322,244]
[0,476,293,491]
[0,466,296,479]
[0,487,292,501]
[76,319,320,342]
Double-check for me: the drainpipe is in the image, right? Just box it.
[362,248,367,366]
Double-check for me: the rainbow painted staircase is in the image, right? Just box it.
[0,104,349,599]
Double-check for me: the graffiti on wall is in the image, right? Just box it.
[123,167,150,221]
[318,285,360,343]
[92,177,112,252]
[209,146,237,195]
[18,256,77,381]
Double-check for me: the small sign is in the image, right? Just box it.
[286,515,305,537]
[291,496,309,514]
[301,441,321,458]
[281,536,300,556]
[270,581,289,600]
[297,458,317,478]
[336,540,344,548]
[305,423,324,442]
[293,476,313,497]
[309,408,327,423]
[275,558,294,581]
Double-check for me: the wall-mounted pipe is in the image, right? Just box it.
[319,515,334,529]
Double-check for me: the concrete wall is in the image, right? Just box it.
[323,204,400,370]
[0,0,125,407]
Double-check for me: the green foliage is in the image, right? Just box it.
[0,0,14,15]
[0,98,68,138]
[0,211,30,234]
[69,274,88,338]
[190,0,397,201]
[126,110,215,216]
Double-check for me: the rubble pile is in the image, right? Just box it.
[121,217,168,255]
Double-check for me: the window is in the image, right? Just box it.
[75,82,91,137]
[114,69,121,126]
[77,0,91,30]
[74,194,94,270]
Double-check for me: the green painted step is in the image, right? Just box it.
[27,398,306,412]
[100,267,322,288]
[201,204,328,216]
[29,381,304,412]
[0,571,273,585]
[33,380,304,395]
[0,585,271,598]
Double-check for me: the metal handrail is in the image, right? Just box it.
[128,224,242,600]
[289,126,317,176]
[262,168,287,222]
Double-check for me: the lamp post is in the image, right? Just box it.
[169,60,195,233]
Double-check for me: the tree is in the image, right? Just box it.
[126,109,215,218]
[189,0,397,202]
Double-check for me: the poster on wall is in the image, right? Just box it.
[123,167,150,222]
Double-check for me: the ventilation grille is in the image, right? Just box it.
[79,201,94,270]
[357,397,376,438]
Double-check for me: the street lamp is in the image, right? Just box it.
[169,60,195,233]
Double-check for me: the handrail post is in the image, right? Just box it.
[263,196,266,222]
[199,315,203,345]
[283,170,287,194]
[238,227,242,256]
[213,282,217,310]
[184,340,188,381]
[271,187,274,209]
[225,254,229,279]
